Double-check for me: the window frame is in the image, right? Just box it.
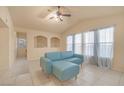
[66,35,74,51]
[66,25,115,59]
[74,33,82,54]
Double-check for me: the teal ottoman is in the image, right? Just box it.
[52,61,79,81]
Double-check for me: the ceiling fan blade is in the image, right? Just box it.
[58,6,60,10]
[49,16,54,19]
[48,9,52,12]
[57,6,61,13]
[59,17,63,21]
[61,14,71,17]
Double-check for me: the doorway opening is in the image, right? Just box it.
[16,32,27,59]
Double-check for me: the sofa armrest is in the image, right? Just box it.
[73,54,84,64]
[40,57,52,74]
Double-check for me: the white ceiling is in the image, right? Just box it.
[8,6,124,33]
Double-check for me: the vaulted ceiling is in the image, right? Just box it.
[8,6,124,33]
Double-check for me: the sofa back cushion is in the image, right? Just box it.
[45,52,61,61]
[61,51,73,59]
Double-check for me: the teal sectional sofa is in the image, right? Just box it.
[40,51,84,80]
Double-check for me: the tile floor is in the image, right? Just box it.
[0,58,124,86]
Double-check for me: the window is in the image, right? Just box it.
[83,31,94,56]
[98,27,114,58]
[66,26,114,68]
[66,35,73,51]
[74,33,82,54]
[66,26,114,59]
[17,38,27,48]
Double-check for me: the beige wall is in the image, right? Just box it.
[0,28,9,70]
[15,27,62,61]
[0,7,16,70]
[61,13,124,72]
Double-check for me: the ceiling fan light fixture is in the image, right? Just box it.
[55,17,59,22]
[46,6,71,22]
[52,13,60,22]
[59,15,63,19]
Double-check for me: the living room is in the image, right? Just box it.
[0,6,124,86]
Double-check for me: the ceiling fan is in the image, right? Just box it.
[48,6,71,21]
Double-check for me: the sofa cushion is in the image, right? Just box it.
[52,61,79,80]
[63,57,82,65]
[61,51,73,59]
[54,60,66,63]
[45,52,61,61]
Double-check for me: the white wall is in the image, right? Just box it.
[61,13,124,72]
[15,27,62,61]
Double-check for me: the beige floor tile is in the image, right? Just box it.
[99,70,122,82]
[16,73,33,86]
[31,70,52,86]
[119,73,124,85]
[0,77,16,86]
[93,80,119,86]
[0,58,123,86]
[0,71,16,85]
[11,61,29,76]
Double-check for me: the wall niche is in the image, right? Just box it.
[51,37,60,48]
[34,36,47,48]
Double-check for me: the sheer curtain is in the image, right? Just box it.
[82,27,114,68]
[83,31,95,63]
[97,27,114,68]
[66,26,114,69]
